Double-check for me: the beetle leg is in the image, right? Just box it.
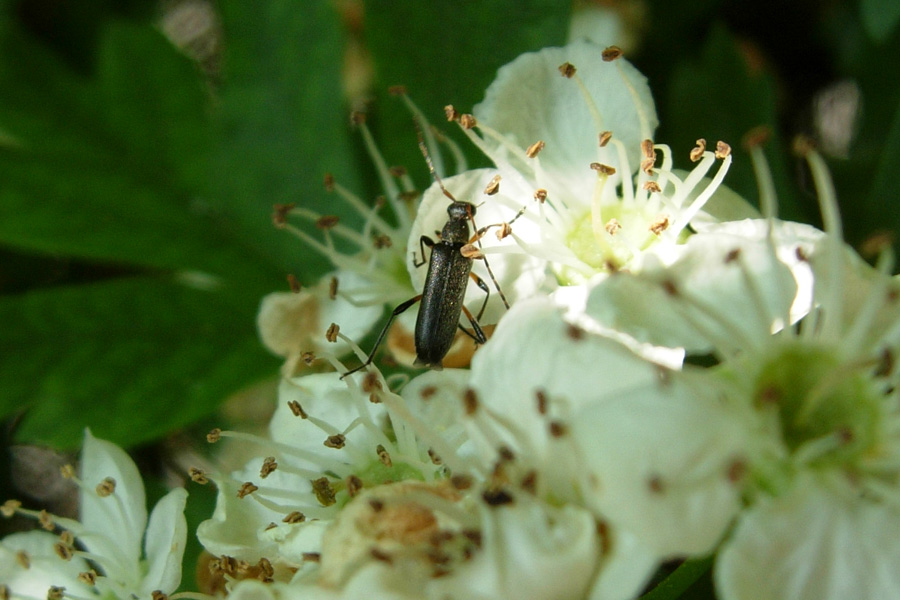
[468,272,490,320]
[413,236,435,268]
[341,294,423,379]
[460,305,488,345]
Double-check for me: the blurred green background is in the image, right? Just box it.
[0,0,897,484]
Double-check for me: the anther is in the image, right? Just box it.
[316,215,339,230]
[96,477,116,497]
[535,389,548,415]
[643,181,662,193]
[324,434,346,449]
[16,550,29,568]
[371,548,393,563]
[463,388,479,415]
[237,482,258,499]
[54,542,73,561]
[726,459,747,483]
[388,85,407,96]
[525,140,546,158]
[498,446,515,462]
[605,218,621,235]
[496,222,512,240]
[2,499,21,518]
[450,474,473,490]
[362,371,382,393]
[388,165,407,178]
[346,474,363,497]
[724,248,742,263]
[662,279,679,296]
[641,139,655,159]
[60,465,75,479]
[420,385,437,400]
[48,587,65,600]
[325,322,340,343]
[792,134,816,156]
[260,457,278,478]
[859,231,894,258]
[287,274,301,293]
[461,244,484,259]
[151,591,168,600]
[258,557,274,578]
[272,203,296,228]
[350,111,366,125]
[482,487,514,506]
[428,448,442,465]
[590,162,616,176]
[715,141,732,159]
[398,190,420,203]
[376,444,393,467]
[566,324,585,340]
[534,188,548,203]
[601,46,623,61]
[558,62,576,78]
[302,351,316,365]
[459,114,477,129]
[288,400,308,418]
[189,467,209,484]
[795,246,809,262]
[690,139,707,163]
[78,571,97,585]
[0,585,9,600]
[323,173,335,192]
[302,552,321,562]
[311,477,337,506]
[520,470,538,494]
[444,105,459,122]
[484,174,501,195]
[598,131,612,147]
[742,125,770,150]
[647,475,665,493]
[373,234,392,248]
[39,510,54,531]
[329,276,338,300]
[207,428,222,443]
[368,498,384,512]
[283,511,306,524]
[649,216,670,235]
[548,421,568,437]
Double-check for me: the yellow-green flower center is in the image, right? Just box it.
[753,342,882,468]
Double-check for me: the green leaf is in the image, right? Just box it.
[210,0,361,280]
[664,25,803,222]
[365,1,572,181]
[0,22,266,276]
[0,277,276,449]
[863,95,900,239]
[860,0,900,43]
[639,555,714,600]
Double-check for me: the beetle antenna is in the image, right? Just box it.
[414,117,458,204]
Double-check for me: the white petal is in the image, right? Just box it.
[474,41,657,201]
[716,474,900,600]
[588,226,801,354]
[140,487,188,594]
[588,528,659,600]
[436,500,600,600]
[572,370,746,557]
[79,429,147,572]
[196,466,284,562]
[0,530,92,598]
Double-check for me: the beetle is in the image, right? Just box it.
[341,128,501,378]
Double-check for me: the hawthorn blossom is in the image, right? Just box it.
[0,430,188,600]
[580,142,900,599]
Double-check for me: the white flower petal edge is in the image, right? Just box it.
[140,487,188,594]
[715,473,900,600]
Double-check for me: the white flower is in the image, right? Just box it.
[465,297,748,568]
[409,41,754,319]
[582,142,900,600]
[0,430,188,599]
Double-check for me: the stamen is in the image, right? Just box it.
[356,118,411,231]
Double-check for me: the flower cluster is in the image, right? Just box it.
[5,40,897,600]
[204,41,900,600]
